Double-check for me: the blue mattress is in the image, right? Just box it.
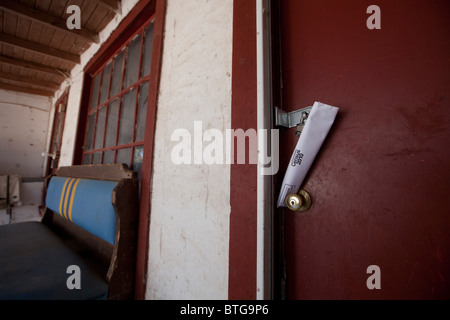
[0,222,108,300]
[45,177,119,245]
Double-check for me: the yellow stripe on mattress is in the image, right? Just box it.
[68,179,81,222]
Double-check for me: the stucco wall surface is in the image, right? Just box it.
[146,0,233,300]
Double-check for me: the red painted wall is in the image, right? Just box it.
[228,0,258,300]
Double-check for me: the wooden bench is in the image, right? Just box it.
[0,164,139,300]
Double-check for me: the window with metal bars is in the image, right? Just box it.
[82,20,155,179]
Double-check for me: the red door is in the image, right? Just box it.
[276,0,450,299]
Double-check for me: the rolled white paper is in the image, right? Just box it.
[277,102,339,207]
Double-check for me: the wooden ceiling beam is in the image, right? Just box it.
[0,0,99,44]
[92,0,121,13]
[0,71,62,90]
[0,83,55,97]
[0,32,80,64]
[0,55,69,82]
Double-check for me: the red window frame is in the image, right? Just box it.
[73,0,166,300]
[81,19,154,178]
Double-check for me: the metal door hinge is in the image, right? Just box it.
[274,106,312,136]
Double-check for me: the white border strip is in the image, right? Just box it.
[256,0,271,300]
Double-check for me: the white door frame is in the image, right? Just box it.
[256,0,275,300]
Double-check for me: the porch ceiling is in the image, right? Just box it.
[0,0,121,97]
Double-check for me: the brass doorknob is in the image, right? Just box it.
[285,189,312,212]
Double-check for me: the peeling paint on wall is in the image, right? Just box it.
[146,0,233,300]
